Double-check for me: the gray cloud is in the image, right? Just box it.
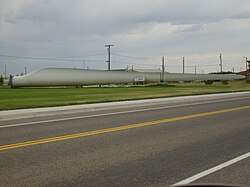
[4,0,250,36]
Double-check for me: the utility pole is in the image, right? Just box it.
[25,67,27,75]
[182,57,185,74]
[195,66,197,74]
[219,53,223,73]
[161,56,165,82]
[105,44,114,71]
[162,56,165,73]
[244,57,248,70]
[4,65,7,78]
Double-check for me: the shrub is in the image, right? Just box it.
[204,80,214,85]
[222,80,228,85]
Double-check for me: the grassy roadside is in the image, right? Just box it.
[0,80,250,111]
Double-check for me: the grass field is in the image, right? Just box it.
[0,80,250,111]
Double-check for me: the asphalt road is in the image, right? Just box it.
[0,92,249,187]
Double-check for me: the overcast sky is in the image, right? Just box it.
[1,0,250,76]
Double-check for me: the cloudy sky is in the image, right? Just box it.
[1,0,250,76]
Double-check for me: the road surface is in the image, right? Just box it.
[0,92,249,187]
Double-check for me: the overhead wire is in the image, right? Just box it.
[112,60,161,68]
[112,53,160,60]
[0,54,106,63]
[0,53,239,72]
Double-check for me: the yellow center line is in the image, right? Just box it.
[0,105,250,151]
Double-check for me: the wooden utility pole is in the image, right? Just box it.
[4,65,7,78]
[105,44,114,71]
[219,53,223,73]
[182,57,185,74]
[162,56,165,73]
[161,56,165,82]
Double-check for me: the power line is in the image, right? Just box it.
[194,64,218,67]
[112,59,219,68]
[112,53,159,60]
[164,57,183,61]
[0,54,106,63]
[0,54,84,62]
[112,60,161,68]
[59,53,106,58]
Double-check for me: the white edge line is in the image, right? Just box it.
[0,97,250,129]
[172,152,250,186]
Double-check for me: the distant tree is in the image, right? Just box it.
[0,74,3,86]
[221,80,228,85]
[204,80,214,85]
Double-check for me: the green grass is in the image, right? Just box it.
[0,80,250,111]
